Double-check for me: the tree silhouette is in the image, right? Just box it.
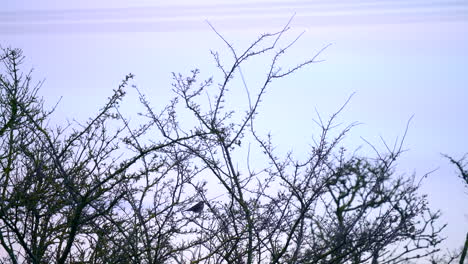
[442,154,468,264]
[0,21,447,263]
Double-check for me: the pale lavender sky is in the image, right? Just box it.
[2,0,468,252]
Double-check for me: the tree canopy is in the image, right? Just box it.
[0,24,452,264]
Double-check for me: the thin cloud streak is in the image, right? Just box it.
[2,0,468,34]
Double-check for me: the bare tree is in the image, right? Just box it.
[0,47,203,263]
[442,154,468,264]
[124,20,444,263]
[0,19,447,264]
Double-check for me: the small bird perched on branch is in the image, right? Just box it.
[186,201,204,213]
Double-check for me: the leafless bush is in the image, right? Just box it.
[0,20,446,263]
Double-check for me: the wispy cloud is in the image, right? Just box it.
[2,0,468,34]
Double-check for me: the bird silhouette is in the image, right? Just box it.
[186,201,204,213]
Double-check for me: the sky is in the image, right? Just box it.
[2,0,468,253]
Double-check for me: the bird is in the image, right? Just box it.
[186,201,204,213]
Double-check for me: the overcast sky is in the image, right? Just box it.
[2,0,468,252]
